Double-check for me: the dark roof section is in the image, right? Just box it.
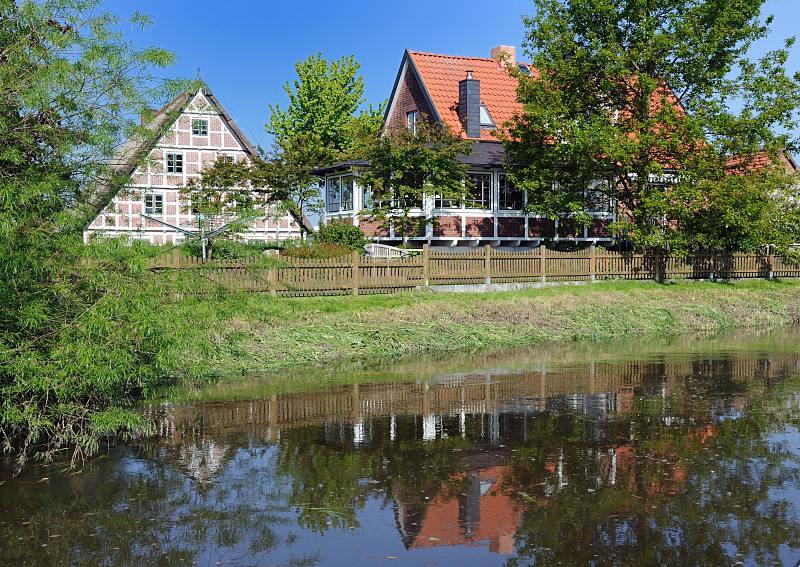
[458,141,506,166]
[312,160,370,176]
[313,142,506,175]
[86,85,314,234]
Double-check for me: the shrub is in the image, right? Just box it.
[316,221,368,251]
[282,243,352,259]
[181,239,284,260]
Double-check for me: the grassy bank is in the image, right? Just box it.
[198,279,800,376]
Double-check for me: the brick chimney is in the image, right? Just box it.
[491,45,516,66]
[458,71,481,139]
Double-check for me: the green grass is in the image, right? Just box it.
[194,279,800,377]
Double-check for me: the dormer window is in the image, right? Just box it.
[407,111,419,134]
[479,104,495,129]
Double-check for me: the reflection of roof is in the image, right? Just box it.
[408,51,528,142]
[405,465,522,555]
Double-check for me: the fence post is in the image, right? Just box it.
[540,243,547,284]
[767,250,774,280]
[589,244,597,282]
[269,267,278,297]
[484,245,492,285]
[352,250,360,296]
[422,244,430,288]
[171,248,181,267]
[709,252,716,282]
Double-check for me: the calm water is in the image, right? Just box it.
[3,331,800,566]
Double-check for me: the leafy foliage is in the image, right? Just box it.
[353,120,475,234]
[503,0,800,254]
[281,242,352,259]
[265,53,377,216]
[316,221,367,251]
[0,0,207,469]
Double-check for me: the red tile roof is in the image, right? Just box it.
[408,51,527,141]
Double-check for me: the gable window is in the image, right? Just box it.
[217,154,234,164]
[192,119,208,136]
[479,105,495,129]
[499,174,523,210]
[166,153,183,174]
[407,111,419,134]
[144,193,164,215]
[464,172,492,209]
[326,177,341,213]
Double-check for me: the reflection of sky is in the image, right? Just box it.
[4,341,800,565]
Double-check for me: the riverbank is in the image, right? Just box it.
[200,279,800,376]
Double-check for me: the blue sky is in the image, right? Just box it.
[115,0,800,150]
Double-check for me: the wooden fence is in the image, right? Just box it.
[147,245,800,297]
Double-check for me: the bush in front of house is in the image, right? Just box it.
[282,242,352,259]
[316,221,368,251]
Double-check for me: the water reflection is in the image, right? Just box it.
[2,331,800,566]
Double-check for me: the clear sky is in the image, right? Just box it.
[114,0,800,150]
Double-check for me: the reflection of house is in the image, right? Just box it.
[395,461,523,555]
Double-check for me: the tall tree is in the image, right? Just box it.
[503,0,800,254]
[0,0,191,468]
[266,53,369,218]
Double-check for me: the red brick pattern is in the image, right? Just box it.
[465,217,494,237]
[360,218,390,238]
[497,217,525,237]
[433,216,462,237]
[386,62,435,132]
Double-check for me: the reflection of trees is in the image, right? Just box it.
[0,434,291,566]
[3,351,800,565]
[274,418,472,533]
[505,374,800,566]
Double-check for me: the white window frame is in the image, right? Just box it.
[407,111,419,134]
[191,118,208,136]
[498,173,523,211]
[144,192,164,215]
[326,176,341,213]
[166,152,183,174]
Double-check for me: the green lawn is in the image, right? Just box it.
[191,279,800,376]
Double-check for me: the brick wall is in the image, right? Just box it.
[387,63,435,132]
[528,219,556,238]
[465,217,494,237]
[433,216,462,237]
[497,217,525,238]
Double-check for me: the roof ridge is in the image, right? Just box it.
[409,50,497,63]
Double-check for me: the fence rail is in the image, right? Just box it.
[146,245,800,297]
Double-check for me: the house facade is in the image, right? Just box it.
[84,86,310,245]
[316,46,616,247]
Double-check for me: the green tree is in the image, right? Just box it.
[265,53,376,221]
[353,120,475,235]
[504,0,800,254]
[0,0,202,469]
[268,53,365,157]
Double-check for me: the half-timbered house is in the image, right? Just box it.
[84,85,311,245]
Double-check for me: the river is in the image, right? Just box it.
[2,330,800,566]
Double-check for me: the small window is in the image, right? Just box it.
[326,177,341,213]
[192,119,208,136]
[166,153,183,174]
[407,111,419,134]
[499,174,523,210]
[218,154,234,164]
[144,193,164,215]
[340,176,354,212]
[479,105,495,129]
